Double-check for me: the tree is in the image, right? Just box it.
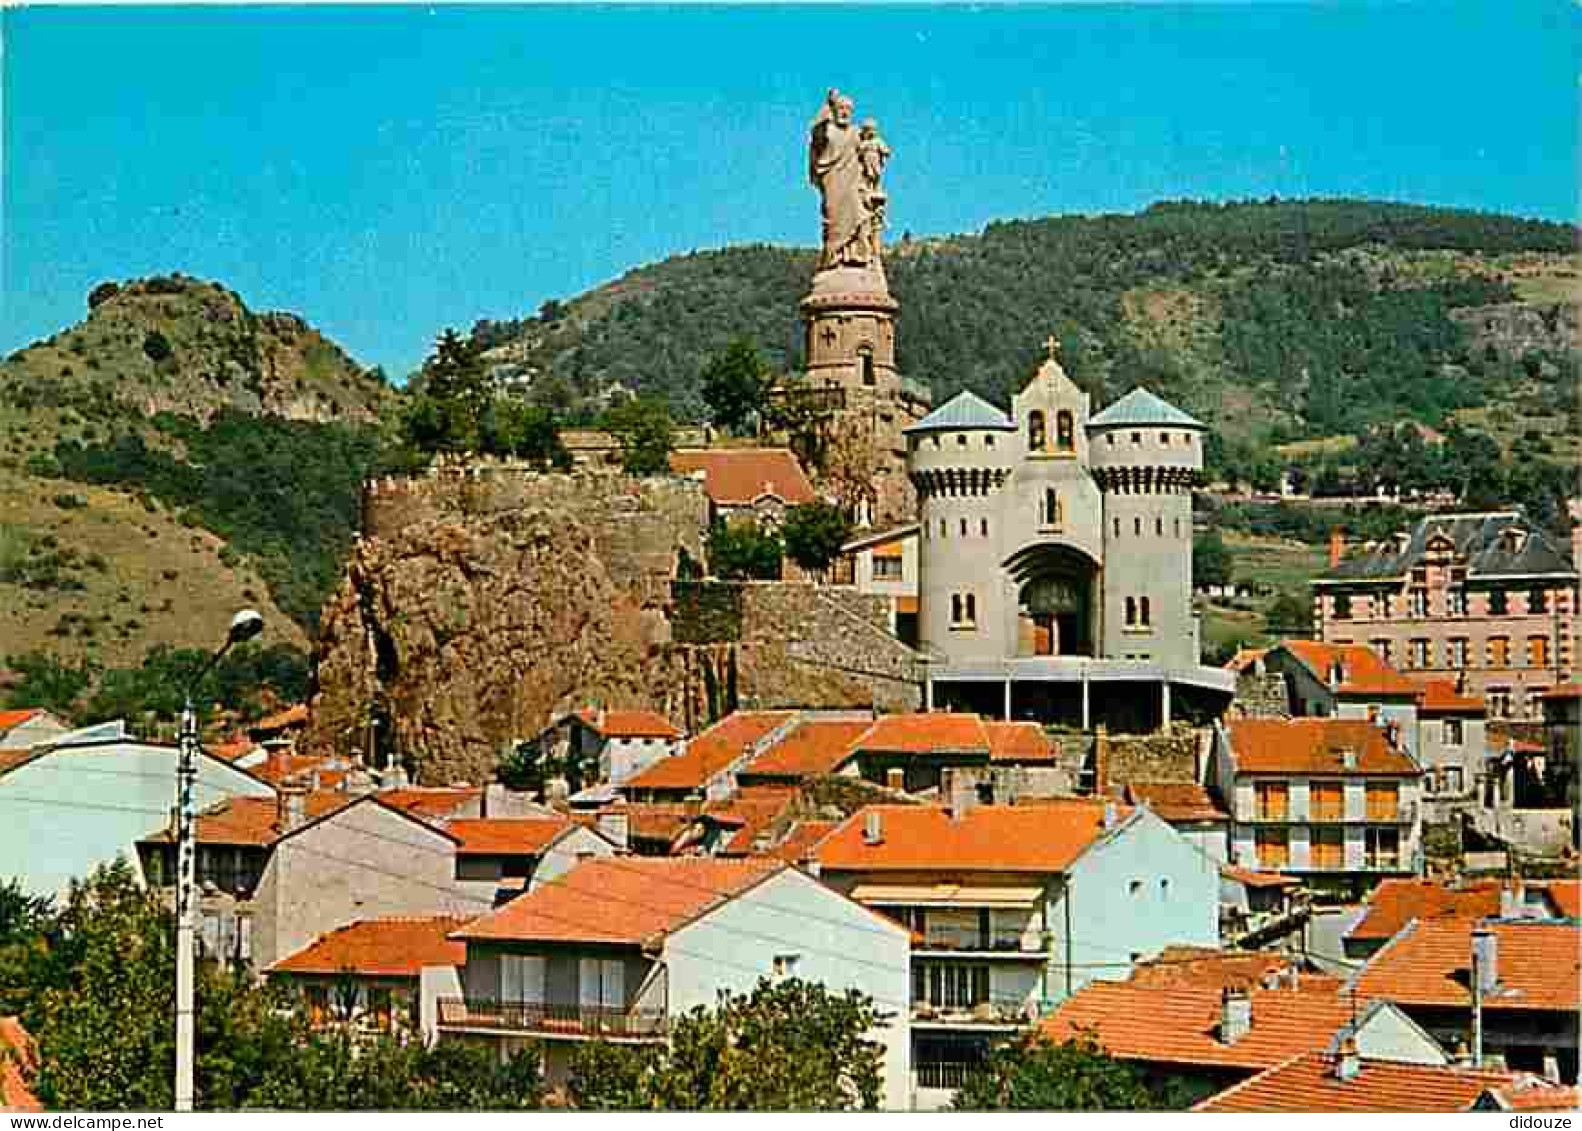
[782,501,852,576]
[403,329,492,455]
[1264,590,1312,638]
[602,396,675,476]
[702,339,772,434]
[481,398,571,468]
[1192,530,1233,589]
[707,521,783,581]
[1,651,95,718]
[950,1032,1153,1111]
[567,979,887,1110]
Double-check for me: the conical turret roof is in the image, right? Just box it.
[903,389,1015,434]
[1087,387,1206,430]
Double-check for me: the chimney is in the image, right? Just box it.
[1543,1053,1562,1082]
[1340,746,1358,771]
[886,767,906,793]
[1328,528,1346,569]
[1472,925,1498,993]
[277,780,309,833]
[1102,801,1118,830]
[1220,986,1252,1044]
[945,771,977,822]
[1499,883,1519,920]
[1452,1040,1474,1067]
[862,809,884,846]
[1334,1035,1361,1081]
[483,782,507,819]
[597,808,630,852]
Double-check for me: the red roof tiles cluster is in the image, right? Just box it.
[1350,919,1581,1013]
[1042,981,1354,1071]
[855,712,988,754]
[267,916,469,978]
[140,793,355,848]
[1481,1079,1582,1112]
[1414,679,1485,714]
[575,708,681,740]
[377,787,482,822]
[0,710,42,733]
[1126,946,1301,992]
[0,1016,40,1113]
[742,718,874,778]
[1193,1053,1524,1113]
[770,819,839,864]
[1280,640,1423,698]
[454,856,782,946]
[448,818,575,857]
[667,448,816,507]
[624,711,794,792]
[1346,879,1503,943]
[1123,781,1228,823]
[1541,880,1580,918]
[814,801,1119,874]
[1225,718,1419,776]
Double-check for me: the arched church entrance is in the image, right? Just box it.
[1004,543,1098,658]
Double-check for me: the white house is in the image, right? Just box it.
[435,855,913,1109]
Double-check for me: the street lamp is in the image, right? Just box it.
[175,608,263,1113]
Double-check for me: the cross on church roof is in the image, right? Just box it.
[1044,334,1061,361]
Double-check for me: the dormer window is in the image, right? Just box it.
[1028,411,1046,451]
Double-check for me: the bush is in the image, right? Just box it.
[707,520,783,581]
[141,330,173,363]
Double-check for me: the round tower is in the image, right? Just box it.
[1086,388,1207,668]
[905,391,1018,665]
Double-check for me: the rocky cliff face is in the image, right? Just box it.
[305,505,693,785]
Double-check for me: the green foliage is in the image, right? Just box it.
[707,520,783,581]
[566,978,886,1111]
[1265,590,1313,638]
[1,651,94,716]
[87,281,121,310]
[702,338,773,434]
[601,396,675,475]
[53,410,384,629]
[1192,530,1233,588]
[481,398,572,467]
[141,329,172,363]
[782,501,852,574]
[80,641,309,727]
[950,1032,1154,1111]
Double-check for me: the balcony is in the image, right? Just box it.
[915,1061,988,1092]
[911,1000,1031,1029]
[437,998,666,1041]
[914,928,1042,958]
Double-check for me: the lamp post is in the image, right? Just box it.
[175,608,263,1113]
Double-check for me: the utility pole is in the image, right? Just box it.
[174,609,264,1113]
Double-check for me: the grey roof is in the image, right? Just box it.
[1316,511,1577,585]
[902,390,1015,434]
[1086,387,1206,430]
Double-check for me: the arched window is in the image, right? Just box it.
[1140,596,1152,626]
[960,517,968,537]
[939,518,947,538]
[1156,516,1164,536]
[1125,597,1137,627]
[965,593,977,622]
[1056,410,1075,451]
[1044,488,1058,527]
[1028,411,1046,451]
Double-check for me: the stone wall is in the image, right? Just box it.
[1232,671,1290,719]
[1094,724,1205,791]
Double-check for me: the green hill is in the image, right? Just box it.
[0,275,399,713]
[473,198,1576,449]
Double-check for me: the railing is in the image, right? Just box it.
[437,997,666,1039]
[916,1062,987,1091]
[912,1000,1029,1026]
[915,930,1037,954]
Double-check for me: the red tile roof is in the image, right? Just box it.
[1280,640,1422,698]
[667,448,816,506]
[1126,947,1299,992]
[448,818,573,857]
[712,788,799,855]
[853,712,988,754]
[0,1016,40,1113]
[1347,879,1503,943]
[771,819,839,863]
[814,801,1118,874]
[1193,1052,1522,1113]
[1225,718,1419,776]
[1350,919,1581,1013]
[984,721,1057,763]
[0,710,42,733]
[742,718,872,778]
[454,856,782,946]
[377,787,482,821]
[267,916,468,978]
[625,711,794,791]
[575,708,682,740]
[1414,679,1485,714]
[1041,981,1354,1072]
[140,793,355,848]
[1481,1080,1582,1111]
[1123,782,1228,823]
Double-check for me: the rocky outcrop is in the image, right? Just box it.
[1451,301,1578,360]
[305,505,695,785]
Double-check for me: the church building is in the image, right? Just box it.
[904,346,1234,731]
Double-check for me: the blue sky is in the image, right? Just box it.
[5,3,1577,378]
